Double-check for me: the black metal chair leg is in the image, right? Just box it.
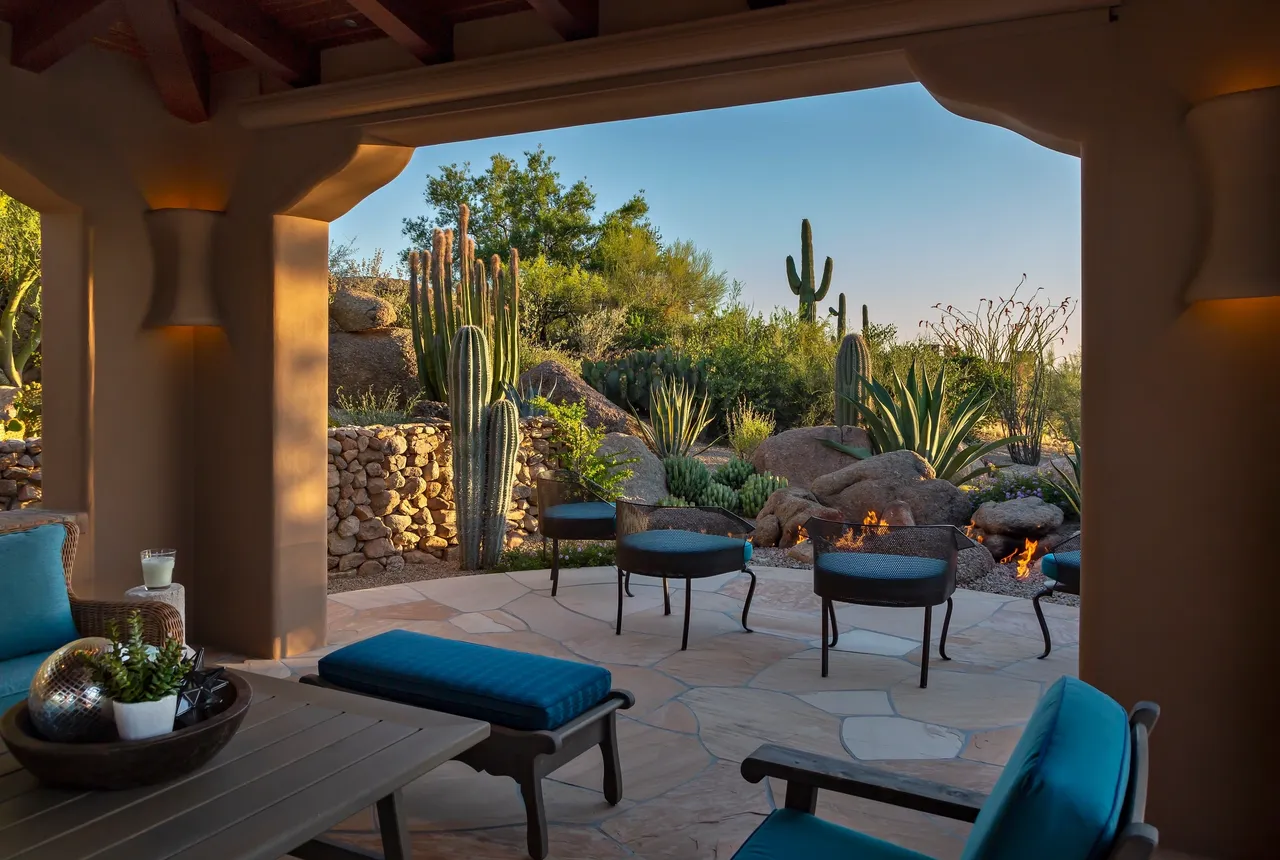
[1033,586,1055,658]
[920,604,933,688]
[826,599,839,648]
[821,598,830,678]
[740,567,757,633]
[680,578,693,650]
[939,597,954,661]
[662,577,671,615]
[550,538,561,597]
[624,570,634,597]
[615,568,624,636]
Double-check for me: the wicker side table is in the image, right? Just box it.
[124,583,186,642]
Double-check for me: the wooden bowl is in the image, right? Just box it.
[0,672,251,790]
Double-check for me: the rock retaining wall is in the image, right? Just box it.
[327,418,564,577]
[0,438,41,510]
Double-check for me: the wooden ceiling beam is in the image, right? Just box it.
[123,0,208,122]
[176,0,316,85]
[347,0,453,63]
[10,0,121,73]
[526,0,598,41]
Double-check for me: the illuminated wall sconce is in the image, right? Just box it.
[144,208,222,327]
[1185,86,1280,303]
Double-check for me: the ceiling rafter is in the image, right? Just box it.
[10,0,121,73]
[525,0,597,41]
[347,0,453,62]
[123,0,208,122]
[176,0,317,85]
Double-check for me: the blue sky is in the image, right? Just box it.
[334,82,1082,353]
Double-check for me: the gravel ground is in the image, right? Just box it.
[327,558,467,594]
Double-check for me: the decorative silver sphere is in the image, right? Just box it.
[27,637,114,743]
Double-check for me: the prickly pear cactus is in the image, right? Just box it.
[448,325,492,570]
[836,332,872,428]
[712,457,756,490]
[480,398,520,568]
[664,456,710,502]
[740,472,789,518]
[696,481,741,514]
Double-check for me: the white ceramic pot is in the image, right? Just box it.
[112,694,178,741]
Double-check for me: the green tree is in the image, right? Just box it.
[0,192,41,387]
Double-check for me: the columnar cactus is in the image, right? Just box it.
[449,325,492,569]
[481,398,520,568]
[786,219,833,322]
[862,303,870,334]
[740,473,788,518]
[836,332,872,428]
[828,293,847,340]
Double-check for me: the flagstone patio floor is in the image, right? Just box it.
[225,565,1081,859]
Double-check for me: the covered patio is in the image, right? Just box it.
[222,566,1080,859]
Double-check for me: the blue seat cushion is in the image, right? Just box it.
[621,530,752,562]
[543,501,616,522]
[0,651,54,713]
[1040,551,1081,592]
[960,677,1131,860]
[0,525,79,662]
[733,809,935,860]
[817,553,947,581]
[318,630,613,731]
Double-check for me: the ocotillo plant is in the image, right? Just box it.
[481,398,520,568]
[449,325,492,570]
[785,218,833,322]
[828,293,847,340]
[408,203,520,402]
[836,332,872,428]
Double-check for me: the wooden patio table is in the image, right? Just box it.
[0,671,489,860]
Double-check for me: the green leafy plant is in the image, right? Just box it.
[695,481,740,513]
[740,472,788,518]
[502,380,554,418]
[14,381,40,436]
[725,398,774,460]
[83,611,191,704]
[1049,436,1081,516]
[965,469,1072,511]
[712,456,755,490]
[532,397,636,501]
[824,362,1020,485]
[0,192,42,387]
[636,378,716,458]
[657,495,693,507]
[492,540,615,572]
[2,417,24,439]
[664,456,710,501]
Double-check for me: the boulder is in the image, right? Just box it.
[330,287,396,332]
[518,360,639,434]
[598,433,666,502]
[956,544,997,586]
[750,426,874,491]
[788,542,814,564]
[329,328,418,408]
[971,496,1065,537]
[752,514,781,547]
[0,386,18,421]
[813,451,972,526]
[757,486,843,547]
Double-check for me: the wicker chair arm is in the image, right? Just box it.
[70,597,184,646]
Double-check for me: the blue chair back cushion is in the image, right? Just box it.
[0,525,79,662]
[960,677,1131,860]
[319,629,612,731]
[733,809,934,860]
[0,651,54,713]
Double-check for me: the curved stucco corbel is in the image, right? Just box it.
[283,142,414,223]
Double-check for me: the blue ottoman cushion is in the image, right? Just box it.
[817,553,947,581]
[319,630,612,731]
[543,501,616,522]
[0,524,79,662]
[733,809,934,860]
[960,676,1131,860]
[1040,551,1081,592]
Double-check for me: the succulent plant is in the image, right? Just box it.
[740,472,789,518]
[695,481,740,513]
[636,378,715,459]
[828,293,847,340]
[663,455,710,502]
[835,332,872,428]
[657,495,693,508]
[712,456,756,490]
[786,218,833,322]
[481,398,520,568]
[580,347,708,414]
[449,325,491,569]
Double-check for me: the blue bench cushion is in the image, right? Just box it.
[733,809,934,860]
[817,553,947,581]
[960,677,1131,860]
[0,651,54,713]
[543,502,616,522]
[1040,551,1081,592]
[0,525,79,662]
[319,630,612,731]
[621,530,752,562]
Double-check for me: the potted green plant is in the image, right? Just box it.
[85,611,191,740]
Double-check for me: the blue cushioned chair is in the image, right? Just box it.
[735,677,1160,860]
[536,470,616,597]
[614,501,757,650]
[1036,532,1081,658]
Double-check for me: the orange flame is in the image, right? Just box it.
[796,525,810,544]
[833,527,867,551]
[963,522,984,544]
[1000,538,1039,580]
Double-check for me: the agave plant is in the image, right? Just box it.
[636,378,716,459]
[502,379,556,418]
[1050,436,1081,515]
[822,362,1021,485]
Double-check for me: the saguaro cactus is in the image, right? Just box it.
[786,218,833,322]
[828,293,847,340]
[836,332,872,428]
[449,325,492,569]
[861,303,870,334]
[481,398,520,568]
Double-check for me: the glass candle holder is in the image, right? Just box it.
[140,548,176,590]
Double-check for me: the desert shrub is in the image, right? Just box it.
[965,469,1072,511]
[532,397,635,501]
[518,338,580,374]
[725,399,774,460]
[491,540,614,572]
[330,386,417,427]
[14,381,41,436]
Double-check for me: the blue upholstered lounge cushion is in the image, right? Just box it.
[732,809,934,860]
[543,501,616,522]
[319,629,612,731]
[0,651,53,713]
[621,529,752,563]
[817,553,947,581]
[0,525,78,662]
[1040,551,1081,591]
[960,677,1131,860]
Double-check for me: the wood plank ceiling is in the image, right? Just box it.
[0,0,601,122]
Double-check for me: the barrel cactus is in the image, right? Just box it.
[480,398,520,568]
[664,455,710,501]
[740,473,789,518]
[696,481,740,513]
[712,456,756,490]
[786,219,833,322]
[836,332,872,428]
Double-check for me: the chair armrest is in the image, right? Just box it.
[741,744,986,823]
[71,597,184,646]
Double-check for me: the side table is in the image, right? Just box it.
[124,582,186,642]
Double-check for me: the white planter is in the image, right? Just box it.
[112,695,178,741]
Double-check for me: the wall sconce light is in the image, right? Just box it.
[1185,86,1280,303]
[144,208,222,327]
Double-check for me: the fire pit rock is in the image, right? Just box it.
[810,451,972,527]
[754,487,842,548]
[971,497,1065,538]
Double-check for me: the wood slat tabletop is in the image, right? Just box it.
[0,671,489,860]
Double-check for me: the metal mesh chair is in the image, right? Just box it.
[614,502,757,650]
[536,470,616,597]
[1035,531,1080,658]
[807,517,969,688]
